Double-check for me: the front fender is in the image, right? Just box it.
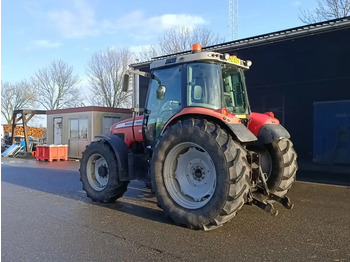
[96,135,129,181]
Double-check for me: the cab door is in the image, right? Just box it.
[143,65,183,146]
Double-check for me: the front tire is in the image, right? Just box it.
[80,140,129,203]
[151,118,251,230]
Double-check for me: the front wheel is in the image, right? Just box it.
[80,140,129,203]
[151,118,251,230]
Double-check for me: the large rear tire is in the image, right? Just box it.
[80,140,129,203]
[265,138,298,196]
[253,138,297,197]
[151,118,251,230]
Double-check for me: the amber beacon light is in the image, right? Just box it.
[192,44,202,53]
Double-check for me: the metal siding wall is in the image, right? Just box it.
[46,115,54,144]
[313,101,350,164]
[233,28,350,159]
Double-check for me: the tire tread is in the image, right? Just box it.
[151,118,251,230]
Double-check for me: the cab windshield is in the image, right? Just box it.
[187,62,247,114]
[222,65,247,114]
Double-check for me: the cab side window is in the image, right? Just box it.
[145,65,182,144]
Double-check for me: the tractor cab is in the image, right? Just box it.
[134,44,253,145]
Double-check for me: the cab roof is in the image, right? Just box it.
[150,50,251,70]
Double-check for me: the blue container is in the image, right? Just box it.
[313,100,350,165]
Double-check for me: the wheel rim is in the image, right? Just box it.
[260,147,273,179]
[163,142,216,209]
[86,153,109,191]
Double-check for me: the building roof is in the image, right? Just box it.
[47,106,131,115]
[132,16,350,68]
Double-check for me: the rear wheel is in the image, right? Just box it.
[80,140,129,203]
[254,138,297,197]
[151,118,250,230]
[163,142,217,209]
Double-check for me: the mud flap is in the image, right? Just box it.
[225,123,257,143]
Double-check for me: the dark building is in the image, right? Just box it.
[133,17,350,165]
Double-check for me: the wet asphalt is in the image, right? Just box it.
[1,158,350,262]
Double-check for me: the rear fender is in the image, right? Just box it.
[257,124,290,144]
[248,112,290,144]
[96,135,129,181]
[162,107,257,143]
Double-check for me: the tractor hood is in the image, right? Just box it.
[110,116,143,134]
[110,116,144,147]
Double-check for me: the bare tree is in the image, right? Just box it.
[1,81,36,124]
[31,60,81,110]
[86,48,133,108]
[299,0,350,24]
[137,26,224,62]
[138,45,159,62]
[158,26,224,55]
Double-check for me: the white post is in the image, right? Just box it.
[133,71,140,115]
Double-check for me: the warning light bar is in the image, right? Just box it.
[151,44,253,70]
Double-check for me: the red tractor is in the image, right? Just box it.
[80,44,297,230]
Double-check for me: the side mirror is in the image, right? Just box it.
[156,85,166,100]
[122,73,129,92]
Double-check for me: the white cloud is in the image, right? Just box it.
[104,11,207,36]
[148,14,206,30]
[35,40,61,48]
[129,44,152,54]
[292,1,302,6]
[26,40,61,51]
[46,2,207,41]
[48,0,97,38]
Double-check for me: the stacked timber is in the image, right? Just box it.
[2,125,45,138]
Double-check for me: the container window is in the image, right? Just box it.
[79,118,88,140]
[70,118,88,140]
[103,116,121,134]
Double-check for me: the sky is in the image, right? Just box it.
[1,0,317,125]
[2,0,319,83]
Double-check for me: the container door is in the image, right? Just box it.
[53,117,62,145]
[69,119,79,158]
[77,118,89,157]
[68,118,89,158]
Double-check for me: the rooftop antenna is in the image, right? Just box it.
[229,0,238,40]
